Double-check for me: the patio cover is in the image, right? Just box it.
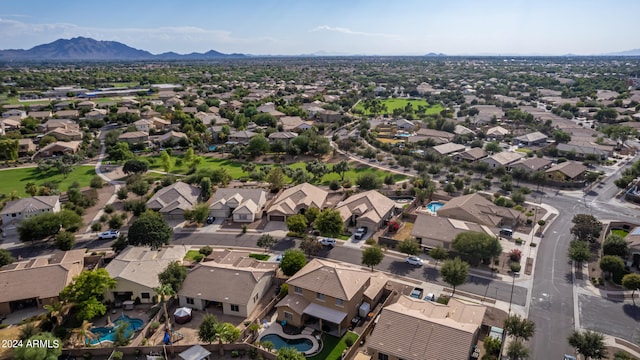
[303,302,348,324]
[174,307,192,317]
[179,344,211,360]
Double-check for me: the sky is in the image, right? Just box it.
[0,0,639,56]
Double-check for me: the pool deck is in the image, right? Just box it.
[259,323,320,356]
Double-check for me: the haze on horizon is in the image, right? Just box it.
[0,0,639,56]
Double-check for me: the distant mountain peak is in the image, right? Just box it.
[0,37,245,61]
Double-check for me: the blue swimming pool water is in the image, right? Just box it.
[90,314,144,344]
[260,334,313,352]
[427,201,444,212]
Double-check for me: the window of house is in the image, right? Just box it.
[284,312,293,320]
[335,298,343,307]
[294,286,302,294]
[231,304,239,312]
[141,293,150,299]
[186,297,194,305]
[378,353,389,360]
[316,293,325,301]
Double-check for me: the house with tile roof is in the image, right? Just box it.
[510,157,552,173]
[335,190,396,231]
[209,188,267,223]
[0,249,85,315]
[545,161,588,181]
[178,250,277,317]
[104,245,188,304]
[453,147,487,163]
[33,141,81,160]
[410,213,493,250]
[367,295,486,360]
[480,151,524,170]
[267,183,328,222]
[0,196,61,234]
[276,259,388,336]
[515,131,548,146]
[436,193,521,228]
[146,181,201,219]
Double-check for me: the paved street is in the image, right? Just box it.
[578,293,640,344]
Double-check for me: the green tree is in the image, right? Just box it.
[603,234,629,257]
[568,330,607,360]
[333,160,350,181]
[198,314,218,344]
[213,322,241,355]
[621,273,640,300]
[266,167,286,192]
[156,283,176,333]
[257,234,277,252]
[304,207,320,225]
[362,245,384,271]
[440,257,469,297]
[13,332,62,360]
[506,339,530,360]
[60,268,116,321]
[43,301,64,332]
[451,231,502,266]
[315,208,344,237]
[128,179,150,197]
[276,347,306,360]
[128,211,173,249]
[158,261,187,292]
[113,321,131,346]
[247,134,270,157]
[184,203,210,225]
[571,214,602,242]
[306,160,329,182]
[108,142,134,161]
[54,231,75,251]
[0,139,19,161]
[356,173,382,190]
[25,181,38,196]
[18,210,83,243]
[503,314,536,341]
[398,238,420,256]
[286,214,308,234]
[160,150,172,173]
[599,255,625,281]
[199,177,212,201]
[280,249,307,276]
[483,335,502,357]
[484,141,502,153]
[299,237,322,256]
[429,246,448,267]
[567,240,593,264]
[122,159,149,174]
[0,248,16,267]
[184,148,195,165]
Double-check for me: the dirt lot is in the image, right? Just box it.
[80,184,115,233]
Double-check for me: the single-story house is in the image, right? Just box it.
[0,196,61,237]
[178,250,277,317]
[480,151,524,170]
[228,130,258,144]
[54,110,79,119]
[280,116,313,132]
[133,119,154,132]
[436,193,521,228]
[485,126,510,140]
[510,157,552,173]
[515,131,548,146]
[33,141,81,160]
[40,119,79,133]
[395,119,416,131]
[28,110,53,120]
[156,131,188,146]
[146,181,201,219]
[556,143,612,160]
[2,109,26,119]
[118,131,150,145]
[453,147,487,163]
[545,161,588,181]
[0,249,85,315]
[46,127,84,141]
[454,124,475,136]
[209,188,267,223]
[316,109,341,123]
[410,213,491,250]
[18,138,36,156]
[105,246,188,304]
[431,143,466,156]
[267,183,328,222]
[367,296,486,360]
[408,128,454,145]
[335,190,395,231]
[268,131,298,144]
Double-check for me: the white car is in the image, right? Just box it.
[318,238,337,247]
[404,256,424,266]
[98,230,120,240]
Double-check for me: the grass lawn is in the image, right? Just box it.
[0,165,96,197]
[249,253,271,261]
[610,229,629,238]
[184,250,202,261]
[377,138,405,144]
[354,98,443,116]
[308,332,359,360]
[146,155,407,185]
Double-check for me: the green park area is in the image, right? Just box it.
[0,165,96,197]
[354,98,444,116]
[147,155,407,185]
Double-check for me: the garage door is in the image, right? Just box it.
[269,215,285,222]
[210,210,228,219]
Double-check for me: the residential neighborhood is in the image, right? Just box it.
[0,50,639,360]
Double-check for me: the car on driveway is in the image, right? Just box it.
[405,256,424,266]
[318,238,336,247]
[424,293,435,301]
[98,230,120,240]
[410,287,424,299]
[206,216,215,224]
[353,226,368,240]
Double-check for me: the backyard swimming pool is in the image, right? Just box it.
[90,314,144,345]
[427,201,444,213]
[260,333,313,352]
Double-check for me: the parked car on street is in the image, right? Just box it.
[318,238,336,247]
[405,256,424,266]
[98,230,120,240]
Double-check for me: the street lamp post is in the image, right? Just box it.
[508,272,516,314]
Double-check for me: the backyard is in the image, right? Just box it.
[0,165,96,197]
[354,98,444,116]
[308,331,359,360]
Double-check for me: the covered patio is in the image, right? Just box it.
[302,302,347,337]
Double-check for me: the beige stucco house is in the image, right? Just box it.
[267,183,328,222]
[335,190,395,231]
[436,193,521,228]
[0,196,61,237]
[146,181,201,220]
[209,188,266,223]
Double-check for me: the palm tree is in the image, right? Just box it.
[70,320,97,347]
[155,284,176,332]
[506,339,530,359]
[568,330,607,360]
[44,301,64,332]
[214,322,240,355]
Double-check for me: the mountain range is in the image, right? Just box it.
[0,37,246,61]
[1,37,639,61]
